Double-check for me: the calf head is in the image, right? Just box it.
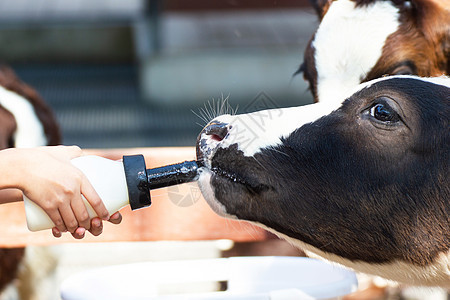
[300,0,450,103]
[196,76,449,287]
[0,65,61,148]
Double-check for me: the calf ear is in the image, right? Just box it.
[308,0,333,20]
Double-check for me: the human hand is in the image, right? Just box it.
[1,146,111,235]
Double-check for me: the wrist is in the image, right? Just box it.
[0,148,30,190]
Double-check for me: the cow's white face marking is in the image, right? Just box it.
[313,0,400,104]
[199,101,342,159]
[0,86,47,147]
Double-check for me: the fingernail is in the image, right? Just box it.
[52,228,62,238]
[93,218,101,227]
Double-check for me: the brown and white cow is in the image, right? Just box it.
[299,0,449,103]
[0,65,61,297]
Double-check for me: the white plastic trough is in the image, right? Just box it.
[60,256,358,300]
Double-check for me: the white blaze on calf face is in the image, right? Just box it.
[0,86,47,147]
[313,0,400,103]
[205,100,342,157]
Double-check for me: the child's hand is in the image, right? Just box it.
[1,146,122,237]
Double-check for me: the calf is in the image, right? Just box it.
[196,76,449,287]
[0,65,61,297]
[299,0,449,103]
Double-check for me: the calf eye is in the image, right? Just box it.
[391,61,417,75]
[369,103,400,123]
[393,68,413,75]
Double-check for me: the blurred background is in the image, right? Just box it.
[0,0,316,148]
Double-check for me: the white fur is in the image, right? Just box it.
[197,169,231,218]
[208,101,342,157]
[0,85,47,147]
[248,222,450,287]
[360,75,450,89]
[279,231,450,288]
[313,0,400,104]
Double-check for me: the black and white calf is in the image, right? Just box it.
[196,76,449,287]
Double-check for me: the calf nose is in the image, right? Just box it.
[196,120,231,164]
[204,121,229,142]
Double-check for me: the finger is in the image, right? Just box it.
[71,227,86,239]
[45,206,67,233]
[52,227,62,238]
[70,194,91,230]
[108,212,122,225]
[89,217,103,236]
[58,204,79,233]
[80,176,109,221]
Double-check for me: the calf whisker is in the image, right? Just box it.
[192,94,238,127]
